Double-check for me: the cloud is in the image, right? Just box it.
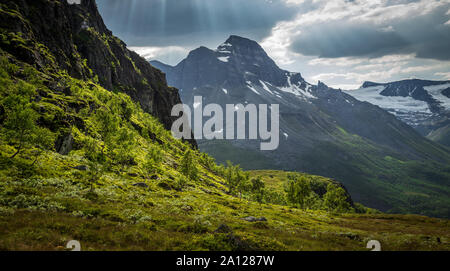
[263,0,450,61]
[97,0,450,88]
[298,53,449,89]
[435,72,450,80]
[97,0,298,47]
[291,23,409,58]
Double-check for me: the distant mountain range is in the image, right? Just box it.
[345,80,450,147]
[150,36,450,218]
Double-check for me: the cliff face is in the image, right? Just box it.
[0,0,182,131]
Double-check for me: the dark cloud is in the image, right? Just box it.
[291,23,409,58]
[96,0,297,47]
[289,2,450,61]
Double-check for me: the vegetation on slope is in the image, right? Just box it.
[0,52,449,251]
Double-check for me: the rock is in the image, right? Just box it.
[241,216,267,222]
[214,224,232,234]
[55,133,74,155]
[338,233,361,241]
[132,183,148,188]
[158,181,173,190]
[181,205,194,212]
[72,165,88,171]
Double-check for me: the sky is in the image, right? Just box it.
[96,0,450,90]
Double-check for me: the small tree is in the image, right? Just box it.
[180,149,198,181]
[285,175,311,209]
[251,176,265,205]
[234,166,248,199]
[224,161,247,197]
[2,83,55,161]
[225,161,235,193]
[4,105,39,158]
[323,184,351,213]
[31,127,55,166]
[110,127,136,170]
[144,145,163,176]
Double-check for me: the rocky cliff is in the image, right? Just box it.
[0,0,182,131]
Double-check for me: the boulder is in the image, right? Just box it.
[241,216,267,222]
[132,183,148,188]
[72,165,88,171]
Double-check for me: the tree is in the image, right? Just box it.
[110,127,136,169]
[285,175,311,209]
[31,127,55,166]
[234,166,248,199]
[323,183,352,213]
[144,145,163,175]
[251,176,265,205]
[4,105,38,158]
[225,161,235,194]
[2,82,54,161]
[180,149,198,181]
[224,161,248,197]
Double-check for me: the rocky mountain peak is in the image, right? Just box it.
[223,35,264,51]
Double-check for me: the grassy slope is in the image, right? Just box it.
[0,56,448,251]
[0,164,449,251]
[303,131,450,218]
[204,124,450,218]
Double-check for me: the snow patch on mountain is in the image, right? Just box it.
[217,56,230,63]
[279,74,316,100]
[347,86,432,115]
[246,82,260,95]
[67,0,81,4]
[424,83,450,110]
[260,80,274,95]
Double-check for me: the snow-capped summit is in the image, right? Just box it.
[151,35,316,104]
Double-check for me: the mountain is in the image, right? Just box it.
[151,36,450,218]
[345,80,450,147]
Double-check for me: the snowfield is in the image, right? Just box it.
[345,86,432,116]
